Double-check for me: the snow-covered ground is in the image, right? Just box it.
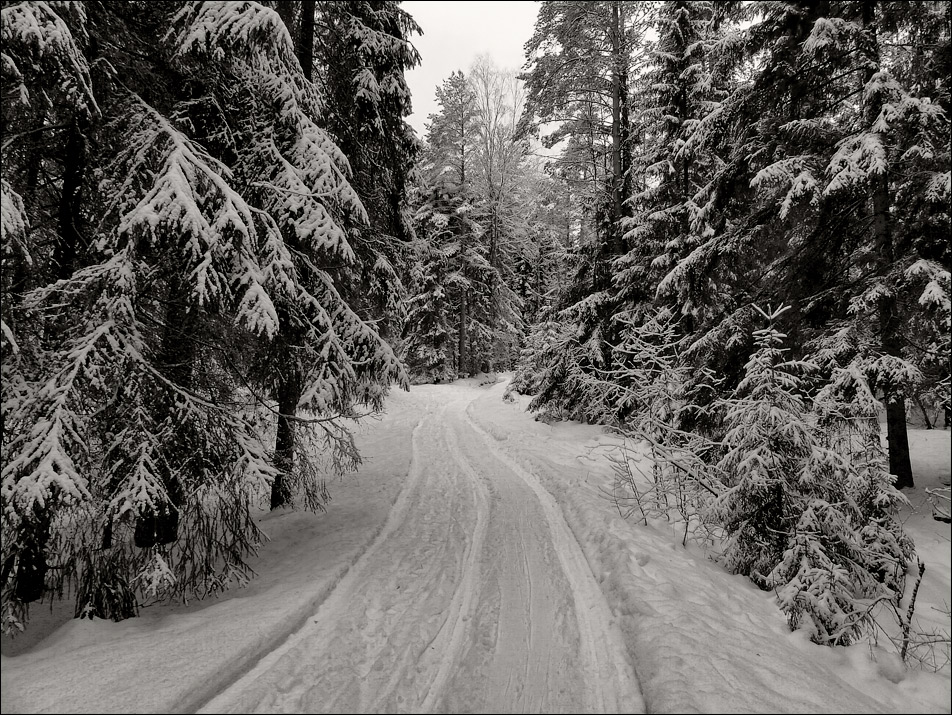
[1,375,949,714]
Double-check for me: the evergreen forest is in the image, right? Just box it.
[2,0,949,653]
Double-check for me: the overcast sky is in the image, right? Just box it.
[402,1,540,138]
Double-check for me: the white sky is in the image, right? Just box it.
[402,1,540,138]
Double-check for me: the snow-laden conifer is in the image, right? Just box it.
[707,306,913,645]
[314,1,422,343]
[508,316,568,399]
[1,0,408,631]
[0,0,98,118]
[618,1,721,316]
[402,238,455,383]
[602,303,917,646]
[168,0,407,510]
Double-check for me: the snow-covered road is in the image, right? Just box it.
[3,376,948,714]
[200,387,644,714]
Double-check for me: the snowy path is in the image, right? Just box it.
[2,378,949,713]
[199,387,644,714]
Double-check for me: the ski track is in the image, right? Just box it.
[198,385,644,714]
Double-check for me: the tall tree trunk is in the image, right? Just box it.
[158,274,197,389]
[53,119,86,281]
[458,289,468,376]
[610,0,624,257]
[863,3,914,489]
[885,396,914,487]
[297,0,316,81]
[271,373,300,509]
[879,254,914,488]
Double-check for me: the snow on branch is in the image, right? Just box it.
[0,0,98,116]
[236,102,365,263]
[101,96,281,339]
[802,17,859,55]
[751,156,821,219]
[293,271,407,414]
[906,260,951,315]
[0,178,28,248]
[167,0,319,114]
[3,248,150,518]
[924,171,950,203]
[826,133,888,192]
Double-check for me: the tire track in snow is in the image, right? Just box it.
[196,406,434,713]
[199,394,490,713]
[417,419,490,712]
[462,399,646,714]
[440,412,588,713]
[198,384,644,713]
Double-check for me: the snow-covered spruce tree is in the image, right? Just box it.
[708,306,913,645]
[169,1,407,511]
[508,315,567,399]
[401,235,455,384]
[706,306,813,581]
[1,0,404,631]
[519,1,651,414]
[766,354,914,646]
[652,1,949,489]
[810,352,910,580]
[816,1,951,487]
[616,0,723,321]
[411,69,495,378]
[2,0,282,627]
[651,0,850,390]
[524,302,611,424]
[311,1,422,343]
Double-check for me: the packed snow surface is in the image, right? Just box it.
[2,376,950,714]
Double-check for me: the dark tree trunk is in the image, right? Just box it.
[880,277,915,489]
[886,397,914,488]
[297,0,316,81]
[271,374,301,510]
[53,120,86,280]
[158,274,196,388]
[458,289,468,376]
[610,0,624,257]
[862,2,914,489]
